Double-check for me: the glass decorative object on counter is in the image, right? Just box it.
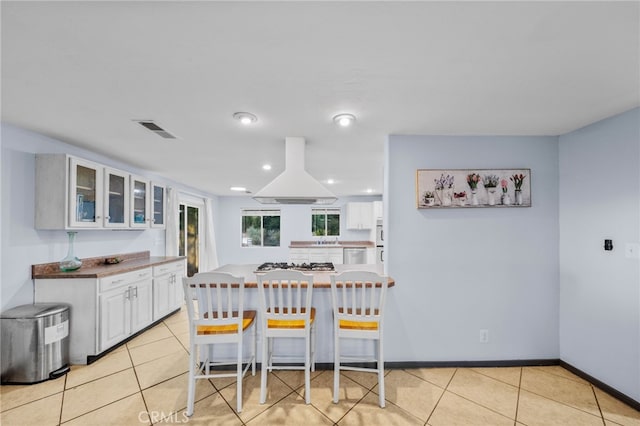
[59,231,82,272]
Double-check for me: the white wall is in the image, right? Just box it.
[385,135,560,361]
[215,195,381,266]
[559,108,640,402]
[1,124,214,311]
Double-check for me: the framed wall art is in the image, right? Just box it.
[416,168,531,209]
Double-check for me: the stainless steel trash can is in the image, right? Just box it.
[1,303,70,384]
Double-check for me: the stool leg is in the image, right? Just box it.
[333,333,340,404]
[251,323,257,376]
[260,335,268,404]
[378,338,385,408]
[304,329,311,404]
[186,342,196,416]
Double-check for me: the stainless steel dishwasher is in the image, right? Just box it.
[343,247,367,264]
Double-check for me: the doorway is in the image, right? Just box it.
[179,196,204,277]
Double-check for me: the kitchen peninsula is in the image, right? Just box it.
[32,251,186,364]
[213,262,394,364]
[215,262,393,288]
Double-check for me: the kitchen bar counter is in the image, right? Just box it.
[289,240,375,248]
[32,251,185,279]
[214,263,394,288]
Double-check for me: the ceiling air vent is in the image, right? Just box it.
[135,120,178,139]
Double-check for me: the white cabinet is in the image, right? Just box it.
[153,261,185,321]
[69,157,104,228]
[35,154,160,230]
[346,202,374,230]
[151,183,166,229]
[36,154,105,229]
[98,268,153,352]
[130,176,150,228]
[289,247,343,264]
[373,200,383,220]
[104,167,129,228]
[289,248,310,264]
[327,247,344,264]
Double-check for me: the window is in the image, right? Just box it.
[311,208,340,236]
[242,209,280,247]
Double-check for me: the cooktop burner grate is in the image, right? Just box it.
[256,262,335,272]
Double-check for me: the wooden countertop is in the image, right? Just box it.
[32,251,186,279]
[214,264,394,288]
[289,240,375,248]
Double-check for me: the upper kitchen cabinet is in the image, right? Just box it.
[130,176,150,229]
[35,154,160,230]
[346,202,374,230]
[104,167,129,228]
[69,157,104,228]
[36,154,104,229]
[373,200,383,220]
[151,183,166,229]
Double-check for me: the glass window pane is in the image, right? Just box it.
[242,215,262,246]
[263,215,280,246]
[311,214,326,236]
[179,205,185,256]
[327,214,340,236]
[187,206,199,277]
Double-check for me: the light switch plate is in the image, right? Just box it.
[625,243,640,259]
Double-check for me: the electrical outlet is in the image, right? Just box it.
[479,329,489,343]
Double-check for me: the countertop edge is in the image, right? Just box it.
[33,255,186,279]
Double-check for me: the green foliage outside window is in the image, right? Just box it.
[312,209,340,236]
[242,211,280,247]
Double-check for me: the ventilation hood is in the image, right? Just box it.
[253,137,337,205]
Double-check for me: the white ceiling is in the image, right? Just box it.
[2,1,639,197]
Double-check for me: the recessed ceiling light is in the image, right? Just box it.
[326,179,335,184]
[365,188,374,194]
[333,113,356,127]
[262,164,272,171]
[230,186,247,192]
[233,112,257,125]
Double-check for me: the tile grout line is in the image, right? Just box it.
[590,384,607,426]
[513,367,523,426]
[424,367,458,425]
[124,341,153,425]
[57,373,67,426]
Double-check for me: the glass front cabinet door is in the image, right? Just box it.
[104,168,129,228]
[130,176,150,228]
[69,157,104,228]
[151,183,166,229]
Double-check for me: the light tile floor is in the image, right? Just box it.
[2,307,639,426]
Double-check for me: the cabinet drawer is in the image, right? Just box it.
[99,268,152,292]
[153,261,184,277]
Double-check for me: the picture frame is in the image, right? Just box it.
[416,168,531,209]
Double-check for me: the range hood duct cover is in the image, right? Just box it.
[253,137,337,205]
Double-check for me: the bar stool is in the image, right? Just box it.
[330,271,388,408]
[182,272,257,415]
[257,269,315,404]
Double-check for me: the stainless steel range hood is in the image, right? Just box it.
[253,137,337,205]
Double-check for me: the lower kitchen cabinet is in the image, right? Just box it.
[153,260,185,321]
[99,276,154,353]
[35,260,184,364]
[289,247,343,264]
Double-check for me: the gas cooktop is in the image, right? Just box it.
[255,262,335,272]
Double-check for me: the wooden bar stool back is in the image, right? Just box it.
[330,270,388,408]
[183,272,257,414]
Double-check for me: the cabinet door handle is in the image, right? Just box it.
[132,287,138,298]
[124,288,131,300]
[113,279,124,284]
